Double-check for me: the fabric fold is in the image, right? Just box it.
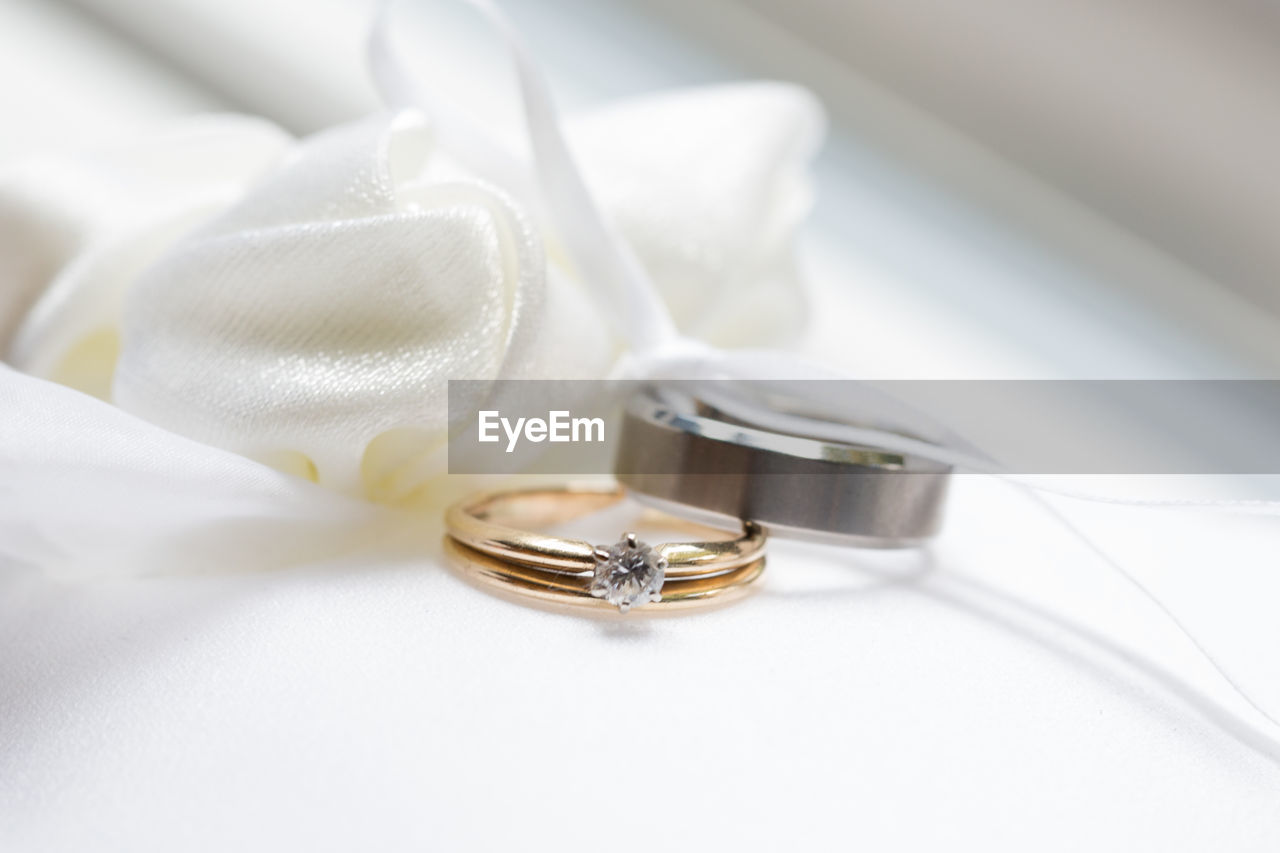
[1,115,291,389]
[0,363,389,579]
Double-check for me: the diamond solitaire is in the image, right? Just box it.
[589,533,666,612]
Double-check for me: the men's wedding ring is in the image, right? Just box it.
[615,384,951,547]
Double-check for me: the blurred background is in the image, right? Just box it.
[3,0,1278,382]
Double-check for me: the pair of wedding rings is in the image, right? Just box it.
[444,385,951,614]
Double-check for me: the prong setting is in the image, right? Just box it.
[588,533,666,612]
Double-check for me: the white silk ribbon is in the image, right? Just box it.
[370,0,675,354]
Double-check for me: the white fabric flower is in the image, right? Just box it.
[112,110,614,497]
[0,82,824,574]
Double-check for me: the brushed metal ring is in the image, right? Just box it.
[614,385,951,547]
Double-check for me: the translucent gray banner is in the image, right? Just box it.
[446,379,1280,475]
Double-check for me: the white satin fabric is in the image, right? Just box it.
[113,110,581,497]
[0,82,823,568]
[3,5,1280,847]
[2,115,290,389]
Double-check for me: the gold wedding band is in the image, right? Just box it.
[443,483,767,613]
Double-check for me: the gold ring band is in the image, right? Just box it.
[443,538,766,612]
[443,484,767,613]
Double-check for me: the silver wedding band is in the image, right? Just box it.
[615,385,950,547]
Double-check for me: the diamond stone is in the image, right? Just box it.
[589,533,666,612]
